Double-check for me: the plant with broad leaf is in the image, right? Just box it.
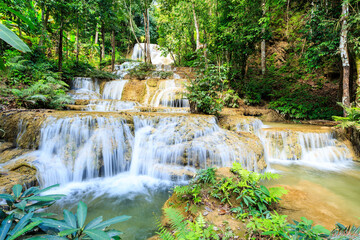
[32,201,131,239]
[0,184,65,220]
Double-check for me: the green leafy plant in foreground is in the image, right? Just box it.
[33,201,131,239]
[0,184,130,239]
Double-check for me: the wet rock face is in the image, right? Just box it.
[347,127,360,161]
[0,143,37,193]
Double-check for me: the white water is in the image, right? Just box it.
[261,130,352,169]
[132,43,174,65]
[69,77,101,100]
[113,62,140,79]
[85,100,137,112]
[33,115,262,187]
[102,80,129,100]
[150,80,189,108]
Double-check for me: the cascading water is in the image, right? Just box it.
[131,43,174,65]
[85,100,138,112]
[68,77,100,99]
[150,80,189,108]
[235,119,352,169]
[113,62,140,78]
[33,114,263,187]
[260,130,351,169]
[102,80,129,100]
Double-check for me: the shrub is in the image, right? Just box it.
[129,63,156,80]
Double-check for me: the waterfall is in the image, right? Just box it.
[69,77,100,100]
[85,100,137,112]
[102,80,128,100]
[131,43,174,65]
[32,114,263,186]
[113,62,140,78]
[261,130,351,168]
[35,116,133,186]
[150,80,189,108]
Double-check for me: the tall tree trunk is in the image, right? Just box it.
[261,0,266,75]
[356,55,360,106]
[143,12,147,62]
[101,23,105,60]
[95,23,99,44]
[340,0,350,114]
[58,22,63,72]
[286,0,290,37]
[128,4,145,56]
[192,3,201,50]
[76,19,80,64]
[146,8,151,63]
[39,6,45,47]
[111,30,116,71]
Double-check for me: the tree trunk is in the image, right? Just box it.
[58,23,63,72]
[101,23,105,60]
[261,0,266,75]
[39,7,45,47]
[146,8,151,63]
[340,0,350,114]
[76,19,80,64]
[95,24,99,44]
[143,12,147,63]
[192,3,201,50]
[356,56,360,106]
[111,30,116,71]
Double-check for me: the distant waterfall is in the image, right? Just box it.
[132,43,174,65]
[150,80,189,108]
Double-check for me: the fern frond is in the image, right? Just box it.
[164,208,189,239]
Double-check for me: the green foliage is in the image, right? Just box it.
[222,89,240,108]
[158,208,219,240]
[63,61,117,81]
[129,63,156,80]
[269,85,341,120]
[330,222,360,239]
[186,64,228,115]
[287,217,331,240]
[0,23,31,53]
[0,184,64,220]
[333,104,360,128]
[34,201,130,239]
[153,71,174,79]
[246,211,290,239]
[0,184,130,239]
[0,213,42,240]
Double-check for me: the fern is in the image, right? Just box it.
[164,208,189,239]
[174,185,192,196]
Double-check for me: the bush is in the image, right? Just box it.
[128,62,156,80]
[186,64,227,115]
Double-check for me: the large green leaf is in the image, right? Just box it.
[12,185,22,199]
[63,210,77,229]
[84,216,103,230]
[8,220,42,240]
[94,216,131,230]
[77,201,87,229]
[0,23,30,52]
[34,218,72,231]
[1,5,35,30]
[58,228,79,236]
[84,229,111,240]
[0,194,14,203]
[0,215,13,240]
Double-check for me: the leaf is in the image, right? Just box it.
[9,212,34,234]
[27,236,68,240]
[260,185,270,196]
[37,184,60,194]
[0,194,14,203]
[0,23,31,52]
[312,225,331,235]
[14,200,27,211]
[85,216,103,230]
[58,228,79,236]
[1,5,35,30]
[84,229,111,240]
[12,185,22,199]
[63,210,77,229]
[0,215,13,240]
[24,195,62,202]
[77,201,87,229]
[105,230,122,237]
[8,220,42,240]
[0,58,4,71]
[22,187,41,197]
[35,218,72,231]
[93,216,131,230]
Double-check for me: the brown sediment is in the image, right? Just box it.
[277,180,360,230]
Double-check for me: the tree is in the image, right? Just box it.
[340,0,350,113]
